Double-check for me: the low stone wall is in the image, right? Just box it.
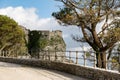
[0,57,120,80]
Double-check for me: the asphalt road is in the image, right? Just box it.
[0,62,89,80]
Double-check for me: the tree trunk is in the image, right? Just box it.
[96,52,106,68]
[96,52,102,68]
[101,52,107,68]
[119,64,120,72]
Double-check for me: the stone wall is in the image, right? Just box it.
[50,30,62,38]
[0,57,120,80]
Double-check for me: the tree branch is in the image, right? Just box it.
[60,0,84,10]
[100,41,117,52]
[0,43,12,51]
[107,44,116,60]
[81,24,99,51]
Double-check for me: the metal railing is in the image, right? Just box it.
[0,50,119,72]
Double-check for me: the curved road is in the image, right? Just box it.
[0,62,89,80]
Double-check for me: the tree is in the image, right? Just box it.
[52,0,120,68]
[39,38,48,50]
[28,31,48,57]
[28,31,48,51]
[28,31,41,51]
[0,15,26,53]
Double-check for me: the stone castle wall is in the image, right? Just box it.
[20,26,66,61]
[29,30,62,40]
[20,26,64,47]
[49,30,62,38]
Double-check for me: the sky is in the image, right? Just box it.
[0,0,90,51]
[0,0,61,18]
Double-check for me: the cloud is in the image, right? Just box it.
[0,6,55,30]
[0,6,66,30]
[0,6,88,50]
[67,44,90,51]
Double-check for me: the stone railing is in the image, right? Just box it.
[0,50,119,71]
[0,57,120,80]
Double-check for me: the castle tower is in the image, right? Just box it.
[49,30,62,39]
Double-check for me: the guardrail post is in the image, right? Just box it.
[69,51,71,63]
[118,52,120,64]
[55,51,57,61]
[105,54,107,70]
[0,50,1,57]
[84,51,86,66]
[4,51,6,57]
[76,51,78,64]
[3,51,4,57]
[6,51,8,57]
[36,50,40,59]
[16,51,18,58]
[119,52,120,72]
[61,51,64,62]
[94,52,96,68]
[48,50,50,61]
[4,51,5,57]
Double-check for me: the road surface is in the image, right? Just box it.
[0,61,89,80]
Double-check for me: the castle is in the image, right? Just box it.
[20,25,63,43]
[20,25,65,49]
[29,30,62,40]
[19,25,66,61]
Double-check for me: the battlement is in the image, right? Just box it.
[50,30,62,38]
[32,30,62,39]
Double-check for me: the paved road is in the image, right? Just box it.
[0,62,89,80]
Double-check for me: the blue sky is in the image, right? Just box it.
[0,0,90,51]
[0,0,61,18]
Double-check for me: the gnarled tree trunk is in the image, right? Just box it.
[101,52,107,68]
[96,52,106,68]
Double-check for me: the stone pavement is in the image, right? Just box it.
[0,62,90,80]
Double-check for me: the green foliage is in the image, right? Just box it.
[28,31,49,51]
[28,31,42,50]
[103,29,120,43]
[52,0,120,51]
[49,36,64,46]
[39,38,48,50]
[111,56,119,63]
[85,52,91,57]
[102,19,120,44]
[52,8,75,25]
[53,0,120,68]
[0,15,26,51]
[117,45,120,51]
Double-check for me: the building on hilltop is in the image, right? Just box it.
[34,30,50,39]
[27,29,66,51]
[29,30,63,40]
[20,25,66,61]
[50,30,62,38]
